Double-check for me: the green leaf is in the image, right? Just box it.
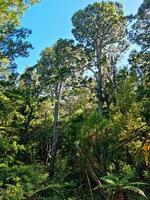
[124,186,147,199]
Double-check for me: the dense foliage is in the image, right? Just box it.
[0,1,149,200]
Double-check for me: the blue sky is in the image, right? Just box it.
[17,0,143,73]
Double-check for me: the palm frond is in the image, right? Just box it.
[100,177,116,186]
[129,182,148,186]
[124,186,147,199]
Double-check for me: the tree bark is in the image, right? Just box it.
[49,82,62,177]
[96,68,103,114]
[95,45,103,114]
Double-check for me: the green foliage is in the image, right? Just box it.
[0,0,150,200]
[95,175,147,200]
[0,0,39,27]
[72,2,127,49]
[0,163,47,199]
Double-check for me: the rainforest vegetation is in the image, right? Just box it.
[0,0,150,199]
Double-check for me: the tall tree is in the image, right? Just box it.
[129,0,150,123]
[37,39,87,177]
[72,2,128,114]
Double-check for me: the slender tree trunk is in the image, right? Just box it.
[96,68,103,114]
[49,82,62,177]
[111,55,117,105]
[95,45,103,114]
[42,141,51,165]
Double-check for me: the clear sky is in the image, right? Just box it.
[17,0,143,73]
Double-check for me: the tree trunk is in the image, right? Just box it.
[96,68,103,114]
[49,82,62,177]
[95,45,103,114]
[42,141,51,165]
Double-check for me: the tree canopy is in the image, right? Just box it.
[0,1,150,200]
